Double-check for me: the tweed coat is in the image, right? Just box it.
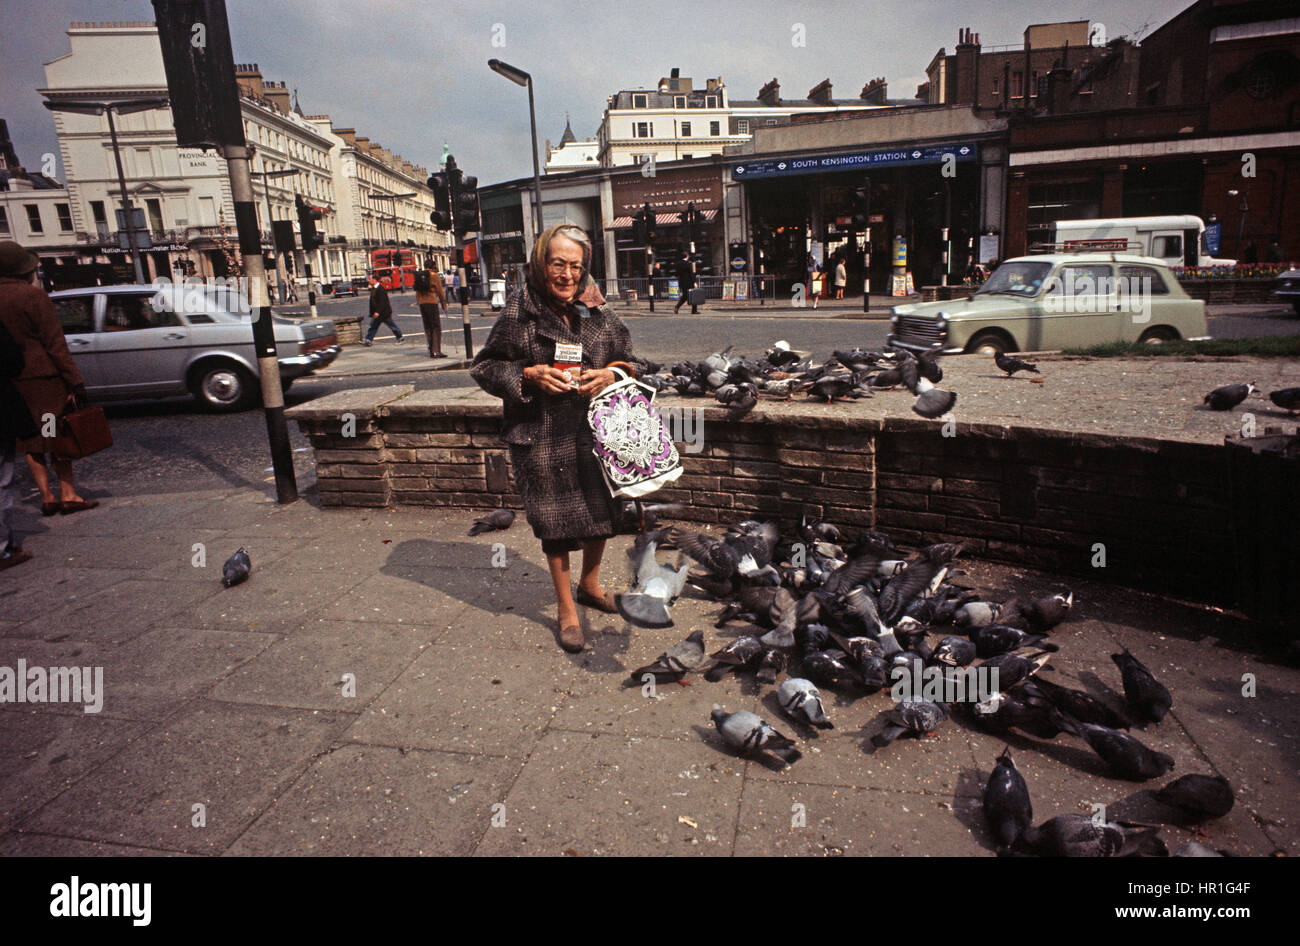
[470,278,636,544]
[0,276,84,453]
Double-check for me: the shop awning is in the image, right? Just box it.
[610,209,718,229]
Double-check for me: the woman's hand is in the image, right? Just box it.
[524,364,574,395]
[577,367,617,398]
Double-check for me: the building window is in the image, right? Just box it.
[0,207,8,234]
[737,120,749,134]
[90,201,106,224]
[632,93,648,108]
[145,198,164,233]
[674,95,686,109]
[992,77,1000,94]
[766,119,778,126]
[710,121,720,136]
[24,204,42,234]
[634,122,653,138]
[1031,71,1040,97]
[56,203,73,232]
[681,121,691,137]
[682,154,693,160]
[705,95,718,108]
[1012,71,1024,98]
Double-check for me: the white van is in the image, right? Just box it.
[1048,215,1235,269]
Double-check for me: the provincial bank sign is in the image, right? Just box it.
[733,142,979,179]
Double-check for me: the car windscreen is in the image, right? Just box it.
[976,261,1053,296]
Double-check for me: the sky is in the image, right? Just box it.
[1,0,1192,187]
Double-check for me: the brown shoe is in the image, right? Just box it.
[0,549,32,571]
[575,588,618,613]
[59,499,100,515]
[557,621,585,653]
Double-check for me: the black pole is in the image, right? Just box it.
[105,108,146,283]
[646,245,655,313]
[224,143,298,503]
[458,240,473,358]
[863,225,871,313]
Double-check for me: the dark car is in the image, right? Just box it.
[1273,267,1300,316]
[330,280,359,298]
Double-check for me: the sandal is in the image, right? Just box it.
[575,588,618,613]
[0,549,32,571]
[58,499,100,515]
[557,621,585,653]
[41,501,62,516]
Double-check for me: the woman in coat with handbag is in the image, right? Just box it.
[471,224,635,653]
[0,241,99,516]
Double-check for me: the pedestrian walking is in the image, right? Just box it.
[363,272,404,346]
[0,241,100,518]
[0,318,38,570]
[414,263,448,358]
[808,255,824,309]
[834,255,847,299]
[673,250,696,314]
[470,224,638,653]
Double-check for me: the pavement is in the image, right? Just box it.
[0,478,1296,856]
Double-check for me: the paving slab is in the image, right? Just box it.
[0,566,137,625]
[208,621,428,711]
[225,744,518,856]
[21,701,354,854]
[4,578,222,645]
[343,638,584,757]
[0,710,152,835]
[733,780,989,856]
[0,832,195,856]
[472,730,745,856]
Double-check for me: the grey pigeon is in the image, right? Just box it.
[911,376,957,419]
[1150,774,1234,824]
[702,635,764,682]
[984,747,1032,852]
[628,629,706,685]
[616,539,691,628]
[994,351,1039,378]
[710,707,802,766]
[1111,648,1172,723]
[755,647,787,685]
[931,636,978,668]
[468,508,515,536]
[955,601,999,631]
[1203,382,1255,411]
[1268,387,1300,414]
[1016,814,1165,857]
[221,548,251,588]
[777,677,834,729]
[871,699,950,748]
[1054,713,1175,781]
[1024,676,1130,730]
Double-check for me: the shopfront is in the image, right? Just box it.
[610,165,724,279]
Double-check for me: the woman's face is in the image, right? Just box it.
[545,234,585,304]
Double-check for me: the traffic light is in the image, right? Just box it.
[454,175,480,237]
[631,208,646,246]
[428,171,450,230]
[643,202,656,243]
[682,201,701,246]
[295,194,323,251]
[852,184,870,231]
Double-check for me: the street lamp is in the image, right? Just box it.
[44,96,170,284]
[488,58,544,238]
[253,155,297,302]
[1228,187,1250,262]
[370,191,416,246]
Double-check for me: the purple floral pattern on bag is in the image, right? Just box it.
[588,381,681,495]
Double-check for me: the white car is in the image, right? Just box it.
[50,284,339,411]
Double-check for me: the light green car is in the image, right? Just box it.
[887,253,1209,355]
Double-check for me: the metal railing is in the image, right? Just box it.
[614,274,777,303]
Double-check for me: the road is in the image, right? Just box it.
[15,297,1297,505]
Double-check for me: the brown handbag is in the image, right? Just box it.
[53,404,113,459]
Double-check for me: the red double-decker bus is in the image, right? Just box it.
[371,248,415,291]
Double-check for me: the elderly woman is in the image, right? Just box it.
[471,224,635,653]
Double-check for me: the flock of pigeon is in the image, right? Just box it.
[630,342,961,419]
[578,513,1238,856]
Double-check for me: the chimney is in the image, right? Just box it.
[915,81,930,100]
[859,77,888,105]
[953,26,982,105]
[758,78,780,105]
[235,63,263,98]
[263,80,291,113]
[807,78,834,105]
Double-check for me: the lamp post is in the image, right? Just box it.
[488,58,544,238]
[254,157,297,303]
[44,96,169,283]
[1228,187,1250,262]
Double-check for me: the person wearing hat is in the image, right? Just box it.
[0,241,99,517]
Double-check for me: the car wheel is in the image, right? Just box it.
[192,362,257,412]
[965,331,1012,355]
[1138,326,1178,344]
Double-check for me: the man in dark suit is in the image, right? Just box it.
[673,250,696,314]
[364,273,404,346]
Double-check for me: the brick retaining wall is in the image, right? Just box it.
[287,386,1261,613]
